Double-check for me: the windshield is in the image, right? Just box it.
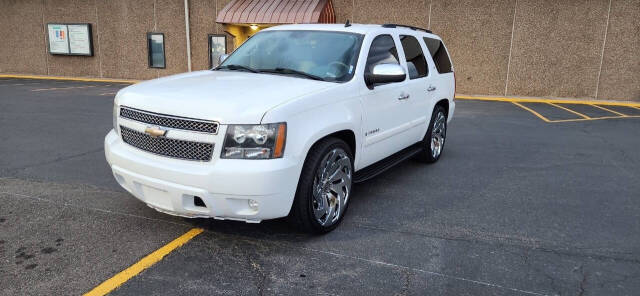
[218,30,363,82]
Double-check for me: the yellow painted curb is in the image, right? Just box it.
[0,74,139,84]
[455,95,640,108]
[3,75,638,107]
[83,228,204,296]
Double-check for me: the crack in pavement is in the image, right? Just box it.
[3,148,104,173]
[352,223,640,265]
[574,265,587,296]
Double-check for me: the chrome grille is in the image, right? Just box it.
[120,126,214,161]
[120,107,218,134]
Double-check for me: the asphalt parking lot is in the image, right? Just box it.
[1,78,639,296]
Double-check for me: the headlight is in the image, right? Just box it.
[113,103,119,136]
[222,123,286,159]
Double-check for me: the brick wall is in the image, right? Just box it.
[0,0,637,100]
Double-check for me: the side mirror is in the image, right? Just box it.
[365,63,406,88]
[218,54,229,65]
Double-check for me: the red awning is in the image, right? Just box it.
[216,0,335,24]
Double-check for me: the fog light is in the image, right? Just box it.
[248,199,259,210]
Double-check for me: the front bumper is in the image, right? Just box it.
[104,130,301,222]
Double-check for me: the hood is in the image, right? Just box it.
[116,70,335,124]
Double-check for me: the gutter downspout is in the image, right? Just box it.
[184,0,192,72]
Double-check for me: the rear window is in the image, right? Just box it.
[423,37,452,73]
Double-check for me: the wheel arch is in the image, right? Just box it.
[304,129,358,165]
[435,98,449,116]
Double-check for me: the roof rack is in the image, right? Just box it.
[381,24,432,34]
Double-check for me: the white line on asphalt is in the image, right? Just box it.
[0,191,190,228]
[1,189,548,296]
[294,246,548,296]
[31,85,98,91]
[0,83,41,86]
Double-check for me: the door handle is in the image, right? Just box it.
[427,86,436,92]
[398,93,410,100]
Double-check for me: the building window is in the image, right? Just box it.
[209,34,227,68]
[423,37,452,74]
[400,35,428,79]
[147,33,165,68]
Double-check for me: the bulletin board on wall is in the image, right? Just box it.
[47,23,93,56]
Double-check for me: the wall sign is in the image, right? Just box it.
[47,23,93,56]
[147,33,166,69]
[209,34,227,68]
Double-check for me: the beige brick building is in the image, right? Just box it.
[1,0,638,100]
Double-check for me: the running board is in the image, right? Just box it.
[353,144,423,183]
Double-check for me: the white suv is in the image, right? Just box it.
[105,23,455,233]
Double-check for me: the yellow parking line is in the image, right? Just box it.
[0,74,138,84]
[547,103,590,119]
[511,102,551,122]
[590,104,627,117]
[84,228,204,296]
[32,85,98,92]
[549,115,640,123]
[455,95,640,108]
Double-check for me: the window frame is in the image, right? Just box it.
[208,34,227,69]
[46,23,94,56]
[364,34,401,74]
[423,37,453,74]
[399,34,429,80]
[363,33,406,88]
[147,32,166,69]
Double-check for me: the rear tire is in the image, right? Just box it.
[288,138,353,234]
[416,105,447,163]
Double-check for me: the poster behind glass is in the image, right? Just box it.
[68,24,92,55]
[47,24,70,54]
[47,24,92,56]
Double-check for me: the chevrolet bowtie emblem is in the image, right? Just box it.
[144,126,167,138]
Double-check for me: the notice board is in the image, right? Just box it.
[47,23,93,56]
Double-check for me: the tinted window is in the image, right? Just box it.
[424,37,452,73]
[221,30,363,82]
[400,35,428,79]
[365,35,400,75]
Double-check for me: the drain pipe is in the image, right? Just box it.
[184,0,192,72]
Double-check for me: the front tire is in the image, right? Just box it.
[416,105,447,163]
[288,138,353,234]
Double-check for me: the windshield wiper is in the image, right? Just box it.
[216,64,258,73]
[259,67,326,81]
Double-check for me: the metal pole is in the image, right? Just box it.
[184,0,192,72]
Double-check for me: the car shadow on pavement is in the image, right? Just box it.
[181,156,440,243]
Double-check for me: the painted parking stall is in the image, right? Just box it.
[457,95,640,123]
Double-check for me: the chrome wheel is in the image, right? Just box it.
[430,111,446,158]
[311,148,352,227]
